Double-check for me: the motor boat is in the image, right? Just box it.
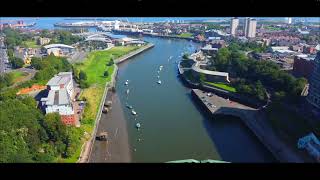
[157,75,160,79]
[157,80,162,84]
[126,89,130,94]
[131,110,137,115]
[126,104,133,109]
[136,123,141,128]
[125,80,129,85]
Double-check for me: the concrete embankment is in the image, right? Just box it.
[191,89,304,163]
[114,43,154,64]
[80,44,155,163]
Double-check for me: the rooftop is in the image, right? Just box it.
[44,44,75,49]
[47,72,72,87]
[201,44,218,51]
[43,88,70,106]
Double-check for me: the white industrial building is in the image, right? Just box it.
[43,44,75,56]
[41,72,76,125]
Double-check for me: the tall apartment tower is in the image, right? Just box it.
[307,52,320,111]
[244,18,257,38]
[230,17,239,36]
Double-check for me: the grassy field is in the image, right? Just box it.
[21,40,40,48]
[8,71,29,83]
[265,26,282,31]
[80,86,105,122]
[74,46,138,86]
[205,81,237,92]
[177,33,193,38]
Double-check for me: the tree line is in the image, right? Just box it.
[0,96,83,162]
[0,53,83,162]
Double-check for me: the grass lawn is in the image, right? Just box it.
[265,26,282,31]
[80,86,105,122]
[177,33,193,38]
[8,71,29,83]
[204,81,237,92]
[21,40,40,48]
[74,46,138,86]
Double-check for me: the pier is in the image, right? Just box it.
[191,89,304,162]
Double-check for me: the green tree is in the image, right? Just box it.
[9,57,24,69]
[64,127,83,157]
[79,70,87,81]
[43,113,67,143]
[215,48,231,71]
[0,73,14,89]
[104,71,109,77]
[79,80,89,89]
[31,57,44,70]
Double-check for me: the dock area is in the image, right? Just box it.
[191,89,304,162]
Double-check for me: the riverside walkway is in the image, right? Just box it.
[192,89,304,163]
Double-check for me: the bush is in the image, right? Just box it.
[9,57,24,69]
[79,80,89,89]
[104,71,109,77]
[79,70,87,81]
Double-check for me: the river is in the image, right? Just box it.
[116,36,276,162]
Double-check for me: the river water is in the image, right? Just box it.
[116,37,276,162]
[2,17,277,162]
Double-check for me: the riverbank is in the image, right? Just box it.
[80,44,155,162]
[89,91,131,162]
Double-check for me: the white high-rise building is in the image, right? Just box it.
[230,17,239,36]
[114,20,120,30]
[244,18,257,38]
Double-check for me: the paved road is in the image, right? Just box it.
[0,37,11,74]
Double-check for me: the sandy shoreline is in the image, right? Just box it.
[89,91,131,162]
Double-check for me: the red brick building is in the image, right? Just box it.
[61,114,76,126]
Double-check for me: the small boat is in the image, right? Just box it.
[157,80,162,84]
[125,81,128,85]
[131,110,137,115]
[126,104,133,109]
[136,123,141,128]
[126,89,130,94]
[157,75,160,79]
